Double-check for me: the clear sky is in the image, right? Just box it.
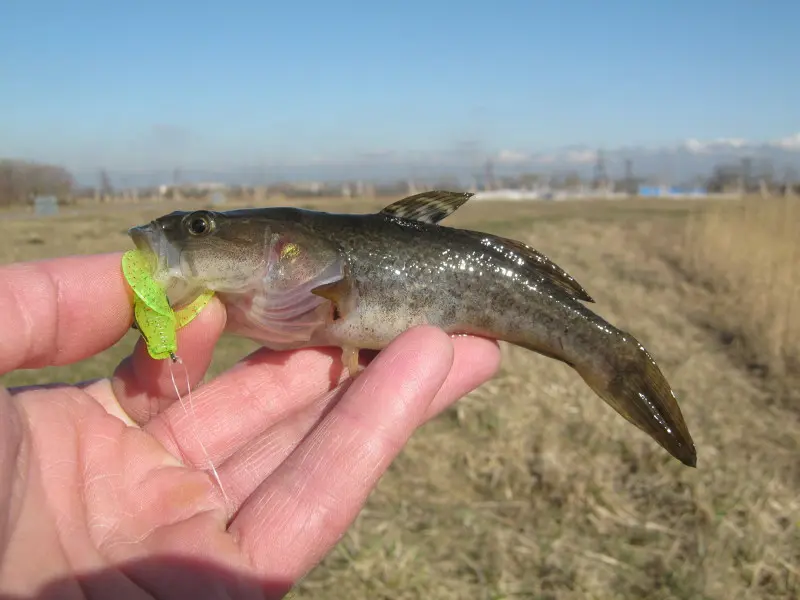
[1,0,798,173]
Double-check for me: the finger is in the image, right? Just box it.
[215,382,350,510]
[145,344,352,464]
[0,253,132,375]
[422,334,501,421]
[216,335,500,510]
[108,298,227,425]
[229,326,454,580]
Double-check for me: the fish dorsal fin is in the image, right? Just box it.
[467,231,595,303]
[379,190,474,224]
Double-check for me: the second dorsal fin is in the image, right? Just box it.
[379,190,473,224]
[463,230,595,303]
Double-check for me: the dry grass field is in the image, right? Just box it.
[679,195,800,385]
[1,195,798,599]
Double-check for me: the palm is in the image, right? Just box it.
[9,380,257,597]
[0,254,500,598]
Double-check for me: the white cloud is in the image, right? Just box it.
[770,132,800,149]
[683,137,748,154]
[684,138,706,153]
[495,149,530,164]
[719,138,747,148]
[563,149,597,164]
[680,134,800,153]
[531,154,557,164]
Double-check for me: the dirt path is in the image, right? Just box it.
[296,216,800,600]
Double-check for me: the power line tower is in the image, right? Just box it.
[593,148,608,191]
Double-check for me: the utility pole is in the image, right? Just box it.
[593,148,608,193]
[624,158,634,195]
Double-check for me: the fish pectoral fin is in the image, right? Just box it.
[310,274,361,378]
[379,190,474,224]
[342,346,361,378]
[310,272,358,321]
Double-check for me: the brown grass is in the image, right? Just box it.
[1,196,798,599]
[680,195,800,377]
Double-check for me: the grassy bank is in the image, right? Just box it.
[2,198,798,599]
[680,195,799,378]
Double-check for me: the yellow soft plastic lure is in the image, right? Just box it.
[122,249,214,360]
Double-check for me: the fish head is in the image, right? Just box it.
[128,209,269,307]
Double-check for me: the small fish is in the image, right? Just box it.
[128,191,697,467]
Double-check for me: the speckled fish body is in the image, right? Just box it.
[128,191,697,467]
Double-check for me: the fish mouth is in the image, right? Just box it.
[128,223,158,255]
[127,222,169,279]
[126,221,191,306]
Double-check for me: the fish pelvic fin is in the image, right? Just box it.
[311,272,362,379]
[342,346,361,378]
[575,336,697,467]
[379,190,474,224]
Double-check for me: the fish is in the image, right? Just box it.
[128,190,697,467]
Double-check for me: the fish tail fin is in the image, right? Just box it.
[574,336,697,467]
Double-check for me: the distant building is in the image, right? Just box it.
[33,195,59,216]
[638,184,708,197]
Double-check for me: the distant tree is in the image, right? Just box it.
[517,172,541,188]
[562,171,582,190]
[706,164,742,193]
[784,166,797,188]
[228,185,247,199]
[0,159,75,207]
[431,175,463,191]
[756,159,775,191]
[741,157,753,190]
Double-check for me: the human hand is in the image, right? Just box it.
[0,253,501,598]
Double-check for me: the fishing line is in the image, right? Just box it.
[167,354,231,513]
[121,249,232,508]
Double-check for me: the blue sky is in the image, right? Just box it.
[1,0,798,174]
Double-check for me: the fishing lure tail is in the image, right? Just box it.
[122,249,215,360]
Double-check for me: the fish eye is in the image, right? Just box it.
[184,211,215,236]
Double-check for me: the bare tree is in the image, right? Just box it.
[0,159,74,207]
[707,163,742,193]
[517,172,541,189]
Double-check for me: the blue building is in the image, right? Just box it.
[638,185,708,197]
